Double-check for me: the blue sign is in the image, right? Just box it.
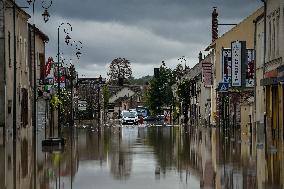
[218,82,229,92]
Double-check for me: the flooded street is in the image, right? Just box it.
[0,124,283,189]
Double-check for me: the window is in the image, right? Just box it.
[276,16,279,57]
[39,53,45,80]
[268,20,271,60]
[21,88,28,127]
[24,39,28,72]
[272,18,275,59]
[19,36,22,66]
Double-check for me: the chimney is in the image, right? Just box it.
[212,7,218,42]
[199,51,203,63]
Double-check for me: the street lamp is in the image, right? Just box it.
[57,22,73,137]
[97,75,103,125]
[67,64,76,126]
[41,0,52,23]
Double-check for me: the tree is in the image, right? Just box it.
[177,79,191,124]
[107,57,132,86]
[173,64,184,81]
[145,62,175,115]
[129,75,153,85]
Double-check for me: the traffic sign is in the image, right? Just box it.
[218,82,229,92]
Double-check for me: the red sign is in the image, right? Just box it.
[265,70,277,78]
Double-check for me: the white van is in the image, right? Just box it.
[121,110,138,125]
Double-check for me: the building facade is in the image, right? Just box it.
[206,7,264,126]
[260,0,284,139]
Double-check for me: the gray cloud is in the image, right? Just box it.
[28,0,262,78]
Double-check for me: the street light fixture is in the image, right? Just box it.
[65,35,71,45]
[41,0,52,23]
[42,9,50,23]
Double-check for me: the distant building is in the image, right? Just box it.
[108,85,144,118]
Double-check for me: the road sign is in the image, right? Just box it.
[218,82,229,92]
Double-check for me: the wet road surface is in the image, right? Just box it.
[0,124,283,189]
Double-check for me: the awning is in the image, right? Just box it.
[260,76,284,86]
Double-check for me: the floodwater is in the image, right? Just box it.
[0,123,283,189]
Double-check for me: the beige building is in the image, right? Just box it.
[206,7,264,126]
[0,1,48,189]
[0,0,31,131]
[260,0,284,141]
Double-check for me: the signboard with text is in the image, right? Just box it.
[221,48,232,85]
[231,41,245,87]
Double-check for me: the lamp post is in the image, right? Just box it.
[57,22,72,138]
[67,40,82,126]
[97,75,103,125]
[67,64,76,126]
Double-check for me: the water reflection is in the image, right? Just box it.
[0,124,283,189]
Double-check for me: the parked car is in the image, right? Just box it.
[121,110,139,125]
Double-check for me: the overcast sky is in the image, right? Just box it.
[26,0,262,78]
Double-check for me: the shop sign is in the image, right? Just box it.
[231,41,243,87]
[264,70,277,78]
[221,48,232,85]
[245,49,255,87]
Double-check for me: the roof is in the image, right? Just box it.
[28,24,49,42]
[6,0,31,19]
[109,85,143,97]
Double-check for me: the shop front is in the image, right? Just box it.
[261,65,284,140]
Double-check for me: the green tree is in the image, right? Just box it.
[129,75,153,85]
[145,62,175,115]
[177,79,191,124]
[107,57,132,86]
[173,63,184,81]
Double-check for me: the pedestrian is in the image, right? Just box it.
[164,112,168,123]
[138,115,144,124]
